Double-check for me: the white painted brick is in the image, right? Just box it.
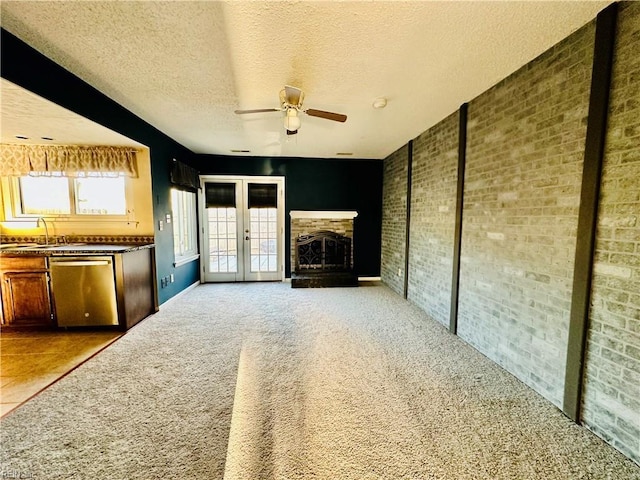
[498,191,519,201]
[593,263,632,279]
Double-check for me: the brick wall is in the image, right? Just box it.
[457,21,595,407]
[380,3,640,463]
[407,112,459,327]
[381,144,409,295]
[582,2,640,464]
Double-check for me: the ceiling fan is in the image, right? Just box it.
[234,85,347,135]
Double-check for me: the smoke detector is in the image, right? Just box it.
[372,97,387,109]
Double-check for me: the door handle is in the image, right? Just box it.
[245,236,250,241]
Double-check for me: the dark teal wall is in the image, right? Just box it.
[193,155,383,277]
[149,156,200,302]
[1,28,198,304]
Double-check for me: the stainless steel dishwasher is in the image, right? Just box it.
[49,256,119,327]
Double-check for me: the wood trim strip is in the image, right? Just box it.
[403,140,414,300]
[563,3,618,422]
[449,104,468,335]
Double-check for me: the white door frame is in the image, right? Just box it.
[199,175,285,283]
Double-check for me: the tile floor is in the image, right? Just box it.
[0,330,122,417]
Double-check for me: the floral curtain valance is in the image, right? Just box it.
[0,144,138,177]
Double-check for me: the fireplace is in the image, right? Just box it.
[290,211,358,288]
[297,229,351,269]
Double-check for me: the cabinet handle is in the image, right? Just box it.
[52,260,110,267]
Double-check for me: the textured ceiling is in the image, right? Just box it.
[0,1,610,159]
[0,78,143,148]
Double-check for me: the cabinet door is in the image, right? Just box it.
[1,271,53,326]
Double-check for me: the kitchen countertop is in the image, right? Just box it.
[0,243,155,256]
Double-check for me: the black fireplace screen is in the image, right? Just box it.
[295,230,352,272]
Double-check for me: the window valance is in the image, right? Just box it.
[0,144,138,177]
[170,159,199,191]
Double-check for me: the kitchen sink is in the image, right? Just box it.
[39,244,93,251]
[0,243,38,249]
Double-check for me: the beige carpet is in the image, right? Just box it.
[1,283,638,479]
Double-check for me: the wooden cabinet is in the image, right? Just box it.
[114,247,158,330]
[0,246,157,331]
[0,256,53,328]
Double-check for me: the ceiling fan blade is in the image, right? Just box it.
[305,109,347,123]
[234,108,281,114]
[284,85,303,106]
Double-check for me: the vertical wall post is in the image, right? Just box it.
[449,104,468,335]
[563,3,617,422]
[403,140,414,299]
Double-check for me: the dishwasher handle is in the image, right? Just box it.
[51,260,111,267]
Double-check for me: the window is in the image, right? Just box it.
[19,175,71,215]
[74,175,126,214]
[9,173,129,218]
[171,188,198,265]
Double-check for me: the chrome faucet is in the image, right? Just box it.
[37,217,49,245]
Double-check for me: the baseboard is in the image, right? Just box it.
[159,280,200,307]
[284,276,381,282]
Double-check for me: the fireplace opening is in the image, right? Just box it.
[292,230,358,288]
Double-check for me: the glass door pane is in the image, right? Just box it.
[207,207,238,273]
[249,207,278,273]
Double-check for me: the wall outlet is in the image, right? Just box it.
[170,274,174,283]
[398,268,402,277]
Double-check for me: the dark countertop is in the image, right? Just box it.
[0,243,155,256]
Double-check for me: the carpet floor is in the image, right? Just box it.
[1,283,638,479]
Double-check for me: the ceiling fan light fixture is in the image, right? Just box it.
[284,108,301,132]
[236,86,346,132]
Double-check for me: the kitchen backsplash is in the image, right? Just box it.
[0,234,154,245]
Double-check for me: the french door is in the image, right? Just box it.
[200,176,285,282]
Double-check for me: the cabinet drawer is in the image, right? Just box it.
[0,256,47,271]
